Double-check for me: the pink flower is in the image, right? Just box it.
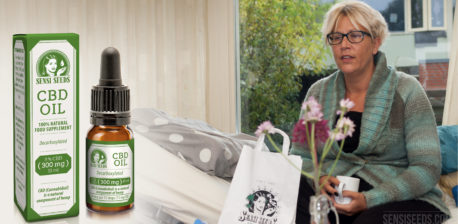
[292,120,307,144]
[301,97,323,122]
[255,121,275,137]
[328,130,346,141]
[336,117,355,138]
[340,98,355,110]
[337,98,355,115]
[292,119,329,144]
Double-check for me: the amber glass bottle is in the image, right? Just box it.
[86,47,134,212]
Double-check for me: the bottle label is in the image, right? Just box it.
[86,139,134,207]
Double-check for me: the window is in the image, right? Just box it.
[238,0,332,135]
[407,0,447,31]
[363,0,406,32]
[430,0,446,29]
[364,0,455,124]
[363,0,448,32]
[410,0,426,30]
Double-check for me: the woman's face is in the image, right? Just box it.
[45,58,57,75]
[254,196,266,212]
[330,16,381,77]
[94,153,100,162]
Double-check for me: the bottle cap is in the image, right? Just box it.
[91,47,130,125]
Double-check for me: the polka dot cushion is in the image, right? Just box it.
[131,108,259,178]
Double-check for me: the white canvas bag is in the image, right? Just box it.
[218,128,303,224]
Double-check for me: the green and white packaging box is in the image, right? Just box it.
[13,33,79,221]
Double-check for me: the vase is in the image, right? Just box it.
[309,195,331,224]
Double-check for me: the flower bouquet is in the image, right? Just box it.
[256,97,355,224]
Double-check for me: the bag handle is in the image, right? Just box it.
[254,128,291,156]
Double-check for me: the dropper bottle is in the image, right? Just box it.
[86,47,134,212]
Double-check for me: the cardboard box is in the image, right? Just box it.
[13,33,79,221]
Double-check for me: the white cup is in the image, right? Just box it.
[334,176,360,204]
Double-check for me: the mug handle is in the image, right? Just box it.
[336,182,345,199]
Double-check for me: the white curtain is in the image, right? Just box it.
[0,0,236,133]
[443,4,458,125]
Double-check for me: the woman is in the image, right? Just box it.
[248,191,268,215]
[43,54,67,77]
[253,193,267,215]
[293,1,450,223]
[44,55,58,76]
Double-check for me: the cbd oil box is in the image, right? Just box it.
[13,33,79,221]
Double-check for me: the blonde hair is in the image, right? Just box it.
[321,0,388,44]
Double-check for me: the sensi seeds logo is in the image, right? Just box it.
[35,49,71,116]
[238,189,279,224]
[36,49,70,84]
[91,149,107,168]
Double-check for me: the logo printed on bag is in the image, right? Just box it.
[238,189,279,224]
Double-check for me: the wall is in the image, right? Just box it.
[0,0,236,135]
[381,33,417,67]
[419,61,449,90]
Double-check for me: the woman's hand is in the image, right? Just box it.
[320,176,368,215]
[319,176,340,200]
[333,191,367,216]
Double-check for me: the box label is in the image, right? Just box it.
[30,40,76,216]
[14,40,26,211]
[87,139,134,207]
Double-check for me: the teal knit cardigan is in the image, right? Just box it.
[291,52,450,216]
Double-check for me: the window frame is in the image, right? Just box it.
[428,0,447,30]
[407,0,429,31]
[406,0,448,32]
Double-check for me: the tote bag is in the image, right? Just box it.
[218,128,303,224]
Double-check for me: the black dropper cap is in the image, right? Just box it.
[91,47,130,126]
